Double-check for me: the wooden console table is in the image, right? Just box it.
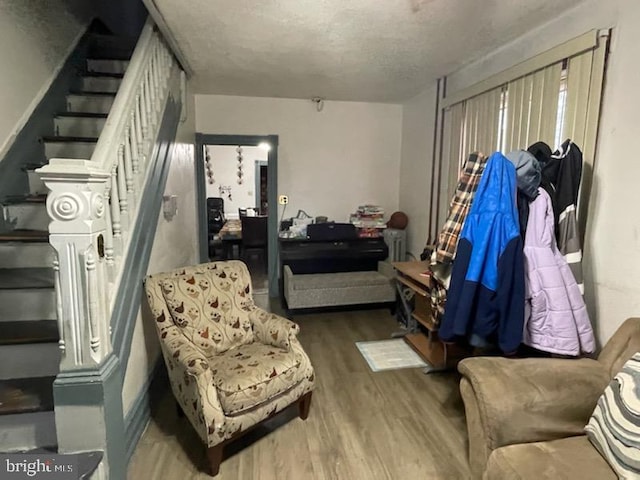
[392,261,466,372]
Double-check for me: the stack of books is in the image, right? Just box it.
[349,205,387,238]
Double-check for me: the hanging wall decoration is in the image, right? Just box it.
[236,145,244,184]
[219,185,232,201]
[205,146,215,184]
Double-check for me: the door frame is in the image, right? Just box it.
[195,133,279,298]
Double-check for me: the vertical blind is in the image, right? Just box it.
[429,29,609,241]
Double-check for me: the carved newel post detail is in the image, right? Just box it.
[37,159,112,370]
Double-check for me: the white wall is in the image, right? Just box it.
[204,145,267,217]
[0,0,92,160]
[441,0,639,345]
[122,91,199,415]
[399,85,437,258]
[195,95,403,223]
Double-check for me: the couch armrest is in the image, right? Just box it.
[458,356,609,476]
[250,307,300,350]
[161,327,227,445]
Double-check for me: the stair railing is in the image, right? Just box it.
[37,18,179,370]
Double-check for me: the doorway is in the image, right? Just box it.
[195,134,279,298]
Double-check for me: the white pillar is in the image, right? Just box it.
[37,159,112,370]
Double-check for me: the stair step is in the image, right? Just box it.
[0,230,49,243]
[87,58,129,75]
[0,411,57,451]
[26,170,47,196]
[0,320,60,381]
[89,33,136,59]
[0,289,56,321]
[80,74,123,94]
[66,93,115,114]
[0,377,57,450]
[2,195,46,205]
[0,268,56,322]
[0,342,60,380]
[43,137,97,160]
[0,377,55,415]
[0,321,58,346]
[0,268,54,289]
[0,242,54,269]
[55,112,109,118]
[54,114,107,138]
[2,202,49,231]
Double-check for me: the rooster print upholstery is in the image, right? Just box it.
[144,260,315,448]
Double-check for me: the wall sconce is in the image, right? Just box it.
[163,195,178,221]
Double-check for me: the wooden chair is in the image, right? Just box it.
[207,197,225,259]
[240,215,267,265]
[144,261,315,476]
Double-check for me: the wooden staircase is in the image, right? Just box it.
[0,31,135,453]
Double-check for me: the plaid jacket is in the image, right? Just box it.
[429,152,487,324]
[434,152,488,265]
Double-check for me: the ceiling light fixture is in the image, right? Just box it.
[311,97,325,112]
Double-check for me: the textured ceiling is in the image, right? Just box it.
[153,0,586,102]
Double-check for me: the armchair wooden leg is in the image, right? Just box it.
[206,444,224,477]
[298,391,313,420]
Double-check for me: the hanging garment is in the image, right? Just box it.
[429,152,488,325]
[523,188,595,355]
[505,150,541,239]
[434,152,488,265]
[440,152,525,354]
[529,139,584,292]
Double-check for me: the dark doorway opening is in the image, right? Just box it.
[195,134,279,298]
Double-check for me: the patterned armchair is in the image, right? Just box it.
[144,261,315,476]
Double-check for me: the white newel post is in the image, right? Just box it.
[38,160,113,370]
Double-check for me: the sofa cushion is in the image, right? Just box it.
[208,341,310,415]
[485,436,615,480]
[160,263,255,354]
[585,352,640,478]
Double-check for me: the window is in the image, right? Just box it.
[428,30,610,241]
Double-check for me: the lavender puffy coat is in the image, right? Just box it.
[523,188,595,355]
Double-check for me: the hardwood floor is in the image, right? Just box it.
[128,309,471,480]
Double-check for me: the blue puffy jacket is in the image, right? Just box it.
[440,152,525,354]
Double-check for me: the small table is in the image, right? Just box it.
[392,261,465,373]
[218,219,242,259]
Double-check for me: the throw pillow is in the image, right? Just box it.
[585,352,640,478]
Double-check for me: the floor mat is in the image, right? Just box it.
[356,339,428,372]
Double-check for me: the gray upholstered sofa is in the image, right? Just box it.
[283,261,395,310]
[458,317,640,479]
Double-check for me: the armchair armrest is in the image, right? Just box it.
[161,327,227,444]
[249,307,300,350]
[458,356,610,477]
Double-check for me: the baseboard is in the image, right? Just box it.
[124,356,168,461]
